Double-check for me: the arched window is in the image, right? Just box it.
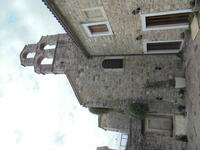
[41,58,53,65]
[102,59,123,69]
[44,44,56,50]
[26,52,36,58]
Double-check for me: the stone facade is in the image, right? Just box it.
[21,33,184,109]
[20,32,186,150]
[98,113,130,133]
[49,0,191,55]
[20,1,192,150]
[126,118,187,150]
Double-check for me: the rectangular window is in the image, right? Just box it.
[88,24,109,33]
[102,59,123,69]
[144,40,183,54]
[141,9,192,30]
[82,21,113,37]
[146,13,189,27]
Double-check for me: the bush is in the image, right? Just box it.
[188,11,199,24]
[128,103,149,120]
[88,107,113,115]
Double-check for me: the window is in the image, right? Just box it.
[82,21,113,37]
[102,59,123,69]
[44,44,56,50]
[141,9,192,30]
[144,40,183,54]
[88,24,109,33]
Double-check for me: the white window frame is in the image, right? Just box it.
[82,21,113,37]
[141,9,192,31]
[143,40,184,54]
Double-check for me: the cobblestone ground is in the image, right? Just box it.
[184,31,200,150]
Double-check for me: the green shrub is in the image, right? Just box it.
[188,11,199,24]
[88,107,113,115]
[128,103,149,120]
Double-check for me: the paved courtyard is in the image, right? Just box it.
[184,29,200,150]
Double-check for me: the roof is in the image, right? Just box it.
[41,0,90,58]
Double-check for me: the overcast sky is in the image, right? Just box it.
[0,1,120,150]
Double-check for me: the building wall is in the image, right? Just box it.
[126,118,187,150]
[51,0,191,55]
[99,113,130,133]
[67,54,184,108]
[20,33,184,109]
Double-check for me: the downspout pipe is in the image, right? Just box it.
[90,53,178,58]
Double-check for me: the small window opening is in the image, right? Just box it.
[102,59,123,69]
[44,44,56,50]
[146,12,190,28]
[147,41,182,51]
[26,52,35,58]
[88,24,109,33]
[41,58,53,65]
[82,21,113,37]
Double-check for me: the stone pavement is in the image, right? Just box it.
[183,29,200,150]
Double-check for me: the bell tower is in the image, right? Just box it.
[20,33,86,75]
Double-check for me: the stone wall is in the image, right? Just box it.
[51,0,191,55]
[126,118,187,150]
[20,33,185,109]
[67,53,184,108]
[99,113,130,133]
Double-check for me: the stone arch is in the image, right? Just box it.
[34,53,54,74]
[41,58,53,65]
[44,44,56,50]
[20,44,37,66]
[26,52,36,58]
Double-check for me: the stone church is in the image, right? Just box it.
[20,0,193,149]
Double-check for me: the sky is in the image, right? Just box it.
[0,0,121,150]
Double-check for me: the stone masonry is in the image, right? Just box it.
[21,33,184,110]
[20,1,194,150]
[51,0,191,55]
[98,113,130,133]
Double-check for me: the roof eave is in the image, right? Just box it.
[41,0,91,58]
